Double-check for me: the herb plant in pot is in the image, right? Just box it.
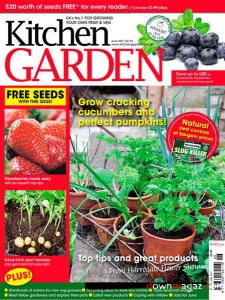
[96,133,165,212]
[176,164,224,216]
[141,194,209,280]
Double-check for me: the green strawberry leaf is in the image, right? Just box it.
[183,9,193,25]
[171,19,183,28]
[143,44,155,56]
[195,17,202,25]
[194,21,210,34]
[185,20,196,28]
[139,36,152,45]
[143,40,164,56]
[137,24,148,36]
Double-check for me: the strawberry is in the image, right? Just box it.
[41,121,66,140]
[5,109,29,128]
[42,135,66,171]
[46,109,66,121]
[8,156,46,175]
[7,119,49,165]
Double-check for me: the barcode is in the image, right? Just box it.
[209,241,225,299]
[215,254,224,261]
[214,262,222,272]
[213,262,223,290]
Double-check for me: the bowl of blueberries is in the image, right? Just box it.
[158,29,225,70]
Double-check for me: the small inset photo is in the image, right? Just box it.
[5,190,66,256]
[5,109,66,175]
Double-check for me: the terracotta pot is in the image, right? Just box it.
[113,212,148,264]
[90,203,119,245]
[70,191,96,226]
[179,192,217,216]
[128,194,159,212]
[199,200,217,216]
[141,217,196,280]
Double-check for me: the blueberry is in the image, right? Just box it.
[157,44,177,61]
[184,58,199,70]
[177,45,198,62]
[197,45,203,54]
[199,32,219,48]
[181,28,200,46]
[166,32,181,46]
[216,42,225,58]
[200,48,218,65]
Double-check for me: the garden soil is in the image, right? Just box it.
[5,201,66,256]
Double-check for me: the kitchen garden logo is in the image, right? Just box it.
[146,15,171,41]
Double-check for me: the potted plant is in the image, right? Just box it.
[141,194,209,280]
[176,164,224,216]
[96,133,166,211]
[71,155,147,261]
[150,163,224,216]
[113,210,149,263]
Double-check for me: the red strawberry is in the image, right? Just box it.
[7,119,49,165]
[41,121,66,140]
[42,135,66,171]
[5,109,29,128]
[8,156,46,175]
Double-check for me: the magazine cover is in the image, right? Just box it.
[0,1,225,299]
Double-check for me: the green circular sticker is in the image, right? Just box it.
[146,15,172,41]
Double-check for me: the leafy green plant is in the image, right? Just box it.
[96,133,165,197]
[39,191,66,235]
[184,237,210,282]
[176,163,225,204]
[210,148,225,181]
[152,194,209,234]
[6,190,66,256]
[171,9,210,34]
[70,155,142,237]
[5,190,66,233]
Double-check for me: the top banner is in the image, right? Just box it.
[1,0,225,13]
